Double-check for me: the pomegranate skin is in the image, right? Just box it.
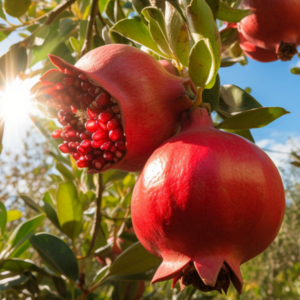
[131,108,285,293]
[40,44,192,173]
[158,60,179,76]
[239,0,300,61]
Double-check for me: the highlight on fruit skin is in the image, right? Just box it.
[238,0,300,61]
[131,108,285,294]
[36,44,193,173]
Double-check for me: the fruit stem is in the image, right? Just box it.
[191,87,204,109]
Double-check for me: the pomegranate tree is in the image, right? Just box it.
[131,108,285,293]
[37,44,192,173]
[238,0,300,61]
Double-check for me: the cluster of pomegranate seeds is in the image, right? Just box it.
[40,68,126,171]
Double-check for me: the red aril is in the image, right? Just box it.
[131,108,285,294]
[36,44,192,172]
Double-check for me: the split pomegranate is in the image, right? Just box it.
[36,44,192,173]
[238,0,300,61]
[131,108,285,294]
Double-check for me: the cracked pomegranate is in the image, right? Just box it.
[131,108,285,294]
[238,0,300,61]
[37,44,192,172]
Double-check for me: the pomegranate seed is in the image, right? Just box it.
[85,153,96,161]
[77,140,93,154]
[99,111,113,123]
[64,95,72,105]
[115,141,126,150]
[103,151,114,161]
[110,145,117,152]
[76,91,82,100]
[71,105,77,113]
[107,119,120,130]
[91,140,102,148]
[87,108,97,119]
[58,119,68,126]
[59,143,70,153]
[72,152,81,160]
[77,157,90,168]
[74,79,81,88]
[113,157,119,163]
[84,93,94,105]
[81,81,91,91]
[94,92,112,107]
[64,68,78,77]
[92,157,106,170]
[92,130,107,141]
[97,121,108,131]
[69,142,80,148]
[88,86,102,97]
[109,128,124,141]
[80,132,91,140]
[115,150,124,158]
[69,86,76,96]
[78,74,88,81]
[86,120,98,132]
[100,141,113,151]
[51,129,62,139]
[65,130,77,139]
[69,119,78,126]
[93,149,103,156]
[63,77,74,86]
[55,82,65,90]
[111,105,120,113]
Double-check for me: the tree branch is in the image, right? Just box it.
[80,0,99,57]
[45,0,77,25]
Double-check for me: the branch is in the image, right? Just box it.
[80,0,99,57]
[87,174,103,256]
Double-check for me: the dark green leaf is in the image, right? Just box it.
[29,233,79,281]
[291,67,300,75]
[291,161,300,168]
[20,195,42,213]
[43,202,62,231]
[0,0,7,20]
[1,259,48,275]
[4,0,31,18]
[216,84,262,118]
[203,73,220,111]
[0,272,28,291]
[0,201,7,236]
[220,26,239,51]
[56,181,82,240]
[223,128,255,143]
[205,0,220,19]
[103,242,161,281]
[217,1,252,23]
[217,107,289,130]
[59,18,78,37]
[56,163,75,181]
[132,0,150,15]
[220,56,246,67]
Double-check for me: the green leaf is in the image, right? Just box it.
[99,0,110,14]
[56,181,83,240]
[223,128,255,143]
[165,2,189,67]
[29,233,79,281]
[205,0,220,19]
[4,0,31,18]
[20,195,42,213]
[56,163,75,181]
[6,210,22,222]
[69,36,81,53]
[203,73,220,111]
[220,26,239,52]
[8,240,31,259]
[0,272,28,291]
[59,18,78,37]
[291,67,300,75]
[132,0,150,16]
[221,56,246,67]
[1,259,48,275]
[217,107,290,130]
[7,214,44,254]
[186,0,221,87]
[142,7,173,58]
[216,84,262,119]
[93,265,110,283]
[217,1,252,23]
[189,38,214,88]
[0,201,7,236]
[43,202,62,231]
[0,0,7,20]
[103,242,161,281]
[111,19,167,57]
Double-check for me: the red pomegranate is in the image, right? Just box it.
[37,44,192,173]
[131,108,285,294]
[238,0,300,61]
[158,60,179,76]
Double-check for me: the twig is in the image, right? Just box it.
[80,0,99,57]
[45,0,77,25]
[87,174,103,256]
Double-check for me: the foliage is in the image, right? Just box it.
[0,0,297,299]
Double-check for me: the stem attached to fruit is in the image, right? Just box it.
[191,87,204,109]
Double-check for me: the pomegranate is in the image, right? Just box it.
[158,60,179,77]
[238,0,300,61]
[36,44,192,173]
[131,108,285,294]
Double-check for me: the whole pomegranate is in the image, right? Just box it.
[131,108,285,294]
[238,0,300,61]
[37,44,192,173]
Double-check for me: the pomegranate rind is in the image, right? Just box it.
[132,108,285,294]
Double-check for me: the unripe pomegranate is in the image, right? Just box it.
[238,0,300,61]
[37,44,192,173]
[131,108,285,294]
